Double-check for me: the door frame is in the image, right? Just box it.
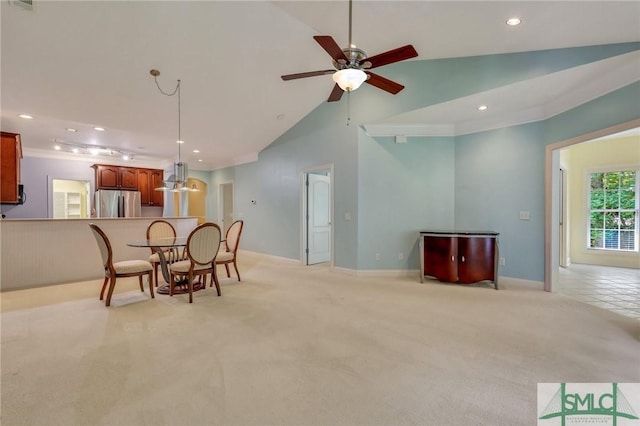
[300,163,334,267]
[47,176,92,219]
[218,181,234,236]
[544,118,639,292]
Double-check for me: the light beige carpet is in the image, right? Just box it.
[1,252,638,426]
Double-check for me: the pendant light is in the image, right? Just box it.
[151,69,198,192]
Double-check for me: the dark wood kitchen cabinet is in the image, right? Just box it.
[419,231,499,289]
[1,131,23,204]
[138,168,164,206]
[92,164,138,190]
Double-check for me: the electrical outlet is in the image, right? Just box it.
[398,252,404,260]
[375,253,381,261]
[519,211,530,220]
[499,257,506,266]
[344,212,351,220]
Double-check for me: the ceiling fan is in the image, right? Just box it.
[281,0,418,102]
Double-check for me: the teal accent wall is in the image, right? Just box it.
[454,123,546,280]
[358,130,455,269]
[196,43,639,280]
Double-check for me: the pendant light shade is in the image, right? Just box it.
[332,68,367,92]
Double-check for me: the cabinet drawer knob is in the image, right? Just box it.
[461,255,466,262]
[451,255,455,262]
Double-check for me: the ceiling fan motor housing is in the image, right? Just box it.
[333,47,370,70]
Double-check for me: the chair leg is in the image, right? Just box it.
[154,263,159,287]
[148,272,155,298]
[233,258,241,282]
[138,276,144,292]
[105,276,117,307]
[224,263,231,278]
[100,276,109,301]
[212,268,221,296]
[169,273,175,297]
[188,273,194,304]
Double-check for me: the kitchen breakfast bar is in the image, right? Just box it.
[0,217,198,291]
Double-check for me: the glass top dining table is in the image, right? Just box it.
[127,236,194,295]
[127,236,188,249]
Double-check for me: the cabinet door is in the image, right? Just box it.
[423,236,458,282]
[150,170,164,206]
[457,237,496,284]
[0,132,20,203]
[138,169,150,205]
[119,167,138,190]
[96,165,119,189]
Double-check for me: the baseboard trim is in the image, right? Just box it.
[239,249,300,265]
[499,276,544,290]
[239,251,545,290]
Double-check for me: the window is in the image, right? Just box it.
[588,170,638,251]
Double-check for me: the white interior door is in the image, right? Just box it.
[307,173,331,265]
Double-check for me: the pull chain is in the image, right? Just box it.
[346,90,351,126]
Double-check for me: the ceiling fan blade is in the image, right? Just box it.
[327,83,344,102]
[366,45,418,69]
[314,35,349,62]
[281,70,335,81]
[365,72,405,95]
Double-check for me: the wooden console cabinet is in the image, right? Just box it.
[1,131,23,204]
[419,231,499,289]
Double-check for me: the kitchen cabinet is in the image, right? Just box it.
[138,168,164,206]
[0,131,23,204]
[419,231,499,289]
[92,164,138,190]
[92,164,164,206]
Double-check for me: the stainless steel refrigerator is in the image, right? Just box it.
[94,190,142,218]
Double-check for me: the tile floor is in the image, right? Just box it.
[558,263,640,320]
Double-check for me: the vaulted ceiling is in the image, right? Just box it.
[1,1,639,170]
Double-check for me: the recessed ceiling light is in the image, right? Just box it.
[71,147,79,154]
[18,114,33,119]
[176,140,184,144]
[66,128,77,132]
[478,105,488,111]
[94,127,105,131]
[506,17,522,26]
[198,159,203,162]
[54,145,61,150]
[193,149,200,153]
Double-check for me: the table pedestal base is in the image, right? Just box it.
[156,280,206,295]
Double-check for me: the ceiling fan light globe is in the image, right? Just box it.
[333,69,367,92]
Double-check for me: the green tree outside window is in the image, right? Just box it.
[588,170,637,251]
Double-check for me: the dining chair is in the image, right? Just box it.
[215,220,244,282]
[169,222,222,303]
[89,223,154,307]
[146,219,177,286]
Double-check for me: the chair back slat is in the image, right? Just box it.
[225,220,244,253]
[147,220,176,240]
[89,223,112,269]
[187,223,221,265]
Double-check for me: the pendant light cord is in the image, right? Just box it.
[152,75,182,162]
[348,0,353,48]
